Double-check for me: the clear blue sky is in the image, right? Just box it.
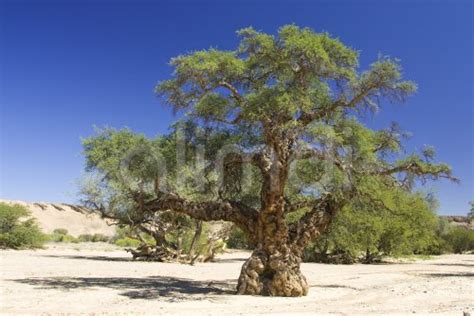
[1,1,472,215]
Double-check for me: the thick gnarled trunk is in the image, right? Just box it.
[236,193,338,296]
[236,245,308,296]
[237,173,308,296]
[235,146,310,296]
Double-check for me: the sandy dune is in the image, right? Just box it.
[0,244,472,315]
[0,199,116,237]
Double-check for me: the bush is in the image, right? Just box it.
[78,233,109,242]
[226,226,251,249]
[78,234,94,242]
[53,228,68,235]
[61,234,79,243]
[48,233,79,243]
[48,228,111,243]
[48,228,78,243]
[115,237,141,247]
[92,233,109,242]
[443,226,474,253]
[0,203,46,249]
[304,190,439,263]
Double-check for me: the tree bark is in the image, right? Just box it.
[236,244,308,296]
[236,191,341,296]
[235,144,310,296]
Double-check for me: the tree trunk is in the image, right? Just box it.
[234,147,309,296]
[235,191,338,296]
[236,244,308,296]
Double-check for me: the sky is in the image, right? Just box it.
[0,0,472,215]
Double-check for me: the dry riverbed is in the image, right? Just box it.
[1,243,473,315]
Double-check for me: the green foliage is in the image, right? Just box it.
[305,187,439,263]
[431,218,474,254]
[155,24,453,195]
[0,203,46,249]
[166,221,212,254]
[156,25,418,133]
[77,233,110,243]
[48,230,110,244]
[77,234,94,242]
[0,203,29,231]
[115,237,141,247]
[442,227,474,253]
[48,230,79,243]
[61,235,79,243]
[227,226,251,249]
[468,201,474,220]
[80,123,238,260]
[53,228,68,235]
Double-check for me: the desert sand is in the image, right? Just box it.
[0,199,116,237]
[1,243,473,315]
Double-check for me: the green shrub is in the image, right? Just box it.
[115,237,141,247]
[52,228,68,235]
[0,203,46,249]
[78,234,94,242]
[443,226,474,253]
[48,228,78,243]
[61,234,79,243]
[304,191,440,263]
[92,233,109,242]
[78,233,109,242]
[227,226,251,249]
[48,233,79,243]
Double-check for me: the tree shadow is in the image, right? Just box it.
[42,254,132,262]
[12,276,236,301]
[420,272,474,278]
[211,257,246,263]
[310,284,360,291]
[429,263,474,268]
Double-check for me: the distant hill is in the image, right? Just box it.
[440,215,473,230]
[0,199,116,237]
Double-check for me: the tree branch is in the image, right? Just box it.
[217,80,247,107]
[294,147,345,171]
[298,84,375,126]
[288,193,342,250]
[144,192,259,238]
[284,197,315,214]
[373,160,458,183]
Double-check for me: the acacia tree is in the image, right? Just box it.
[307,188,440,264]
[106,25,454,296]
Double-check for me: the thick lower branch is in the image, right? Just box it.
[144,192,258,239]
[288,194,341,250]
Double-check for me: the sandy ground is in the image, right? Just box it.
[0,244,473,315]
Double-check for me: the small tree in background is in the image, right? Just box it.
[468,200,474,221]
[306,190,439,263]
[442,227,474,253]
[0,203,46,249]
